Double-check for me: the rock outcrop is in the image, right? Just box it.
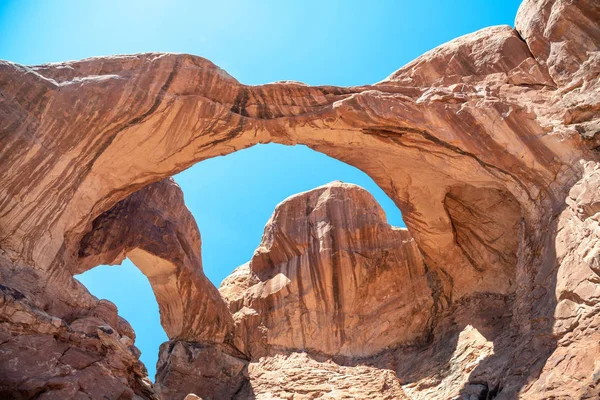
[0,286,155,399]
[155,340,249,400]
[220,182,433,358]
[0,178,240,398]
[0,0,599,398]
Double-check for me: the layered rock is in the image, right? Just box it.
[0,0,599,398]
[77,178,233,343]
[220,182,434,358]
[155,340,249,400]
[245,352,409,400]
[76,178,247,398]
[515,0,600,86]
[0,178,240,398]
[518,161,600,397]
[0,285,155,399]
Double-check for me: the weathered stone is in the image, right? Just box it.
[515,0,600,85]
[155,341,248,400]
[0,0,599,398]
[77,178,234,342]
[0,284,156,399]
[245,352,409,400]
[220,182,434,358]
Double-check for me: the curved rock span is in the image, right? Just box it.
[0,0,599,398]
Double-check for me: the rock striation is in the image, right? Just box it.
[220,182,433,358]
[0,0,599,398]
[0,286,156,399]
[77,178,233,343]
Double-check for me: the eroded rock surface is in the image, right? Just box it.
[245,352,409,400]
[77,178,233,343]
[155,340,249,400]
[220,182,434,358]
[0,0,599,398]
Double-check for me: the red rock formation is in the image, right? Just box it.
[0,286,156,399]
[77,178,233,343]
[76,178,245,398]
[220,182,434,358]
[0,0,598,398]
[155,341,249,400]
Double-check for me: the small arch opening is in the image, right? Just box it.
[74,259,168,380]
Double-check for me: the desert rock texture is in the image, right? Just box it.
[0,0,599,398]
[220,182,433,359]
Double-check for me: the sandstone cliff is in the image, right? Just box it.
[0,0,599,398]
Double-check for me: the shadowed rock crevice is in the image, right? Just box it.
[444,185,522,287]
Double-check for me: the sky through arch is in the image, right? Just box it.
[175,143,404,286]
[76,143,406,379]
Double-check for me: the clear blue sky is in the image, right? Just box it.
[0,0,522,379]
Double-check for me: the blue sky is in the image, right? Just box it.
[0,0,522,379]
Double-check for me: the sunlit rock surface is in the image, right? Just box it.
[220,182,434,358]
[0,0,599,398]
[0,287,156,399]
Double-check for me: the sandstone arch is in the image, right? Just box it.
[1,0,599,397]
[76,178,234,342]
[0,24,572,303]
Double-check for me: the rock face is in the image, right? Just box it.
[220,182,433,358]
[0,0,599,398]
[0,286,155,399]
[155,340,249,400]
[0,178,238,398]
[245,352,410,400]
[77,178,233,343]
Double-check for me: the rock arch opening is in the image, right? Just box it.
[174,143,405,286]
[74,259,168,379]
[73,143,410,375]
[72,140,523,398]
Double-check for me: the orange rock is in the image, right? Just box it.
[220,182,434,358]
[0,0,598,398]
[77,178,234,342]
